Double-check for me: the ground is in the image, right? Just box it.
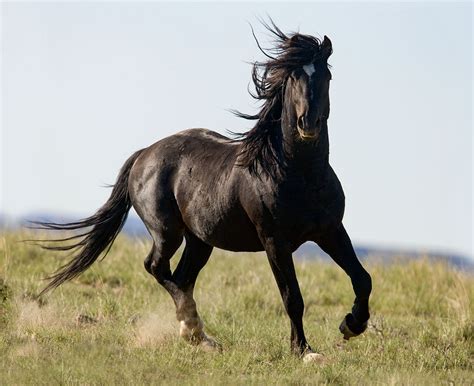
[0,232,473,384]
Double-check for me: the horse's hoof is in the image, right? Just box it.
[199,335,221,352]
[303,352,325,364]
[339,313,368,340]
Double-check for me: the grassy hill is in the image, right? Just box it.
[1,232,473,384]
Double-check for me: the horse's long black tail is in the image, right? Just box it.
[34,149,144,297]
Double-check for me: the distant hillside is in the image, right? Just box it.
[295,241,474,271]
[2,212,473,272]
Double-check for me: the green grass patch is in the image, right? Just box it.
[1,232,473,384]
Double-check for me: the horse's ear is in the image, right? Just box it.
[321,35,333,59]
[289,35,300,45]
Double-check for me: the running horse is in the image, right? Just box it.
[36,22,372,362]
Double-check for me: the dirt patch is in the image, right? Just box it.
[133,305,177,347]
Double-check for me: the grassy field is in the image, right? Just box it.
[1,232,473,385]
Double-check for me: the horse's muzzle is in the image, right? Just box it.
[297,116,321,141]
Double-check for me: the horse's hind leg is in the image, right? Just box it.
[144,226,183,306]
[172,231,215,348]
[144,227,215,348]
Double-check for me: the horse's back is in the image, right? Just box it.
[130,128,236,180]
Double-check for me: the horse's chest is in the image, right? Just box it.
[271,182,344,235]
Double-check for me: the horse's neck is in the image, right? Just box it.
[279,121,330,181]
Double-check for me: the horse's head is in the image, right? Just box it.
[284,36,332,142]
[235,23,334,176]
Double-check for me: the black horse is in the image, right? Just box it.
[37,22,372,362]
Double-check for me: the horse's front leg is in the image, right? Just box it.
[261,236,323,362]
[315,224,372,339]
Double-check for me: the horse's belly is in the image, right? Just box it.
[183,206,263,252]
[207,228,264,252]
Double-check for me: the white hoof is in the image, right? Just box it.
[303,352,325,364]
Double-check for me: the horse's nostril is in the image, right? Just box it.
[297,116,305,130]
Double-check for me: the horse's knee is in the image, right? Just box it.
[285,294,304,319]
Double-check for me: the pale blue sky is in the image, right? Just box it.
[1,2,472,258]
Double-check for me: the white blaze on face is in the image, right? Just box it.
[302,63,315,78]
[302,63,315,100]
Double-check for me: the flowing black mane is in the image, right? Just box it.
[234,21,331,176]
